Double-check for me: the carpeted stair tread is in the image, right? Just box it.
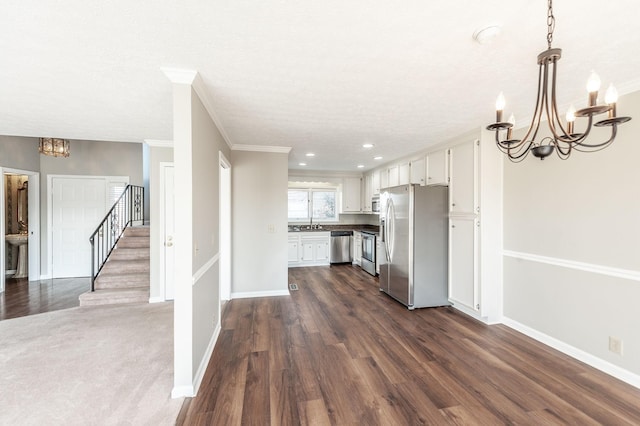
[108,247,150,260]
[101,259,150,274]
[123,226,150,237]
[79,287,149,306]
[95,274,149,290]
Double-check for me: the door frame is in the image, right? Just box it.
[0,167,40,292]
[46,174,128,279]
[219,152,231,307]
[159,162,174,300]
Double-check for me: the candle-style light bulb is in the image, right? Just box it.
[566,104,576,134]
[587,71,601,106]
[605,83,618,117]
[495,92,506,122]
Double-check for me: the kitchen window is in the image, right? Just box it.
[288,188,338,222]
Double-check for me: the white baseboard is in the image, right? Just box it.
[39,273,52,280]
[148,296,165,304]
[503,316,640,390]
[192,322,221,396]
[171,385,194,399]
[231,289,290,299]
[450,301,502,325]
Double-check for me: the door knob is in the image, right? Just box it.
[165,242,173,247]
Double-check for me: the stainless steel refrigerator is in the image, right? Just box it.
[379,184,449,309]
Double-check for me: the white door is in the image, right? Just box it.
[52,177,106,278]
[161,164,175,300]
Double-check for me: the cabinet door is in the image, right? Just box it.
[372,171,381,195]
[380,169,389,190]
[450,140,478,214]
[287,240,299,263]
[362,174,373,212]
[353,232,362,265]
[398,163,410,185]
[388,166,399,187]
[301,242,314,262]
[316,241,329,261]
[342,177,362,212]
[410,157,426,186]
[426,149,448,186]
[449,217,478,311]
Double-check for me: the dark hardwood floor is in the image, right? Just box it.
[0,277,89,320]
[178,264,640,425]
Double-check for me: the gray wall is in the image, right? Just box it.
[232,150,288,295]
[502,90,640,376]
[0,136,40,171]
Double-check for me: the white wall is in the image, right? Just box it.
[502,90,640,381]
[232,150,288,297]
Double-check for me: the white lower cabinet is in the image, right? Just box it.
[288,232,330,267]
[352,231,362,266]
[448,217,478,312]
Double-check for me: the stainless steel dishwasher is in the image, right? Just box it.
[330,230,353,263]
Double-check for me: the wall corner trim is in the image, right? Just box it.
[503,316,640,390]
[171,385,194,399]
[192,253,220,286]
[231,144,292,154]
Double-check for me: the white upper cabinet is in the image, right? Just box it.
[398,162,410,186]
[426,149,449,186]
[449,140,478,214]
[388,165,399,187]
[362,174,373,212]
[372,170,381,195]
[342,177,362,212]
[410,157,426,185]
[380,168,389,190]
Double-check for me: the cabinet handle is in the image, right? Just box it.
[451,225,456,228]
[452,203,456,207]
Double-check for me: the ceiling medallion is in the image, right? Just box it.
[39,138,70,157]
[486,0,631,161]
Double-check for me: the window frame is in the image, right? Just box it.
[288,187,339,223]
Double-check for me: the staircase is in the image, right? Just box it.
[79,226,150,306]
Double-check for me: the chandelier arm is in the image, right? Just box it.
[549,59,574,140]
[573,124,617,150]
[517,63,546,147]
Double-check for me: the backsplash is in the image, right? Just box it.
[289,213,379,227]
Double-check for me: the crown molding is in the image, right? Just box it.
[161,67,233,150]
[144,139,173,148]
[232,144,291,154]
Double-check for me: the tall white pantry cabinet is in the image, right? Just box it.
[447,129,502,324]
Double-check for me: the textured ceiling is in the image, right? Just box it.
[2,0,640,171]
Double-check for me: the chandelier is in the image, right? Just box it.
[39,138,70,157]
[486,0,631,161]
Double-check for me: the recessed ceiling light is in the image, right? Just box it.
[357,164,364,168]
[305,153,315,157]
[362,143,374,149]
[473,25,502,45]
[374,156,383,160]
[299,162,307,166]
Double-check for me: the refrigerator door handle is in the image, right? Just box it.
[384,200,391,262]
[386,199,395,263]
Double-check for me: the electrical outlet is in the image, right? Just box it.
[609,336,623,356]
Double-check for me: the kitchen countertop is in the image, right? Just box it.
[288,224,379,234]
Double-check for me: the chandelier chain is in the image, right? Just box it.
[546,0,555,48]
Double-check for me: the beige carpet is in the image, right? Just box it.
[0,302,182,425]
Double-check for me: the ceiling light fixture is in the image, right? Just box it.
[357,164,364,168]
[473,25,501,45]
[374,156,383,160]
[305,153,315,157]
[39,138,70,157]
[362,143,374,149]
[486,0,631,161]
[299,162,307,166]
